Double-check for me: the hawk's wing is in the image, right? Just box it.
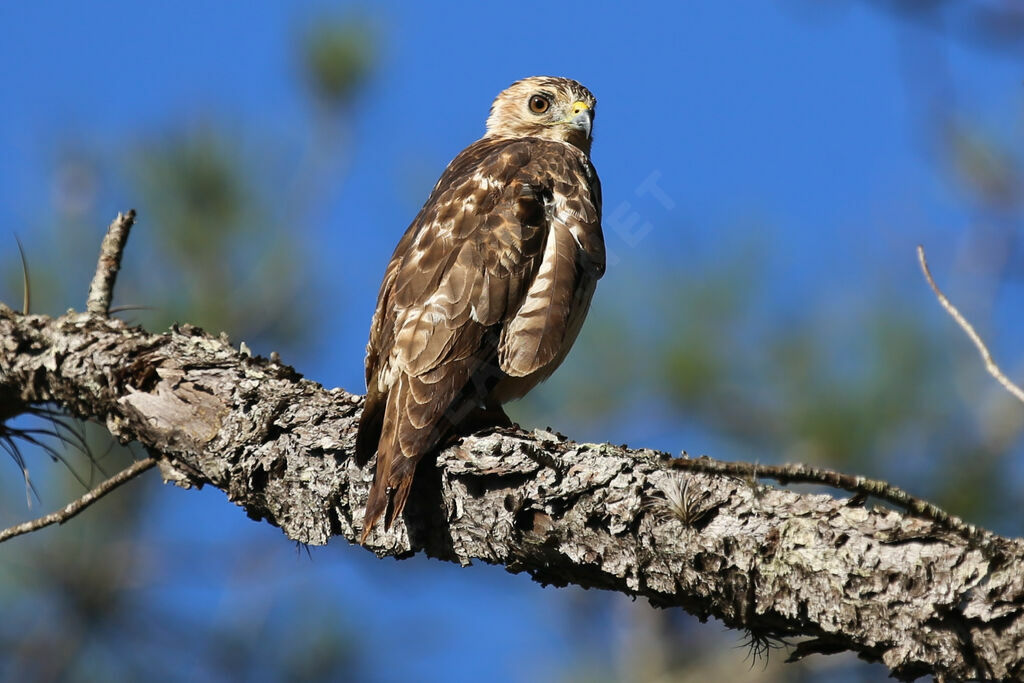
[356,137,603,541]
[498,156,604,381]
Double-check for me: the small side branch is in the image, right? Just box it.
[0,456,156,543]
[670,456,983,541]
[917,244,1024,404]
[86,209,136,316]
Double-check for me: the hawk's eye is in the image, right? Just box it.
[528,95,550,114]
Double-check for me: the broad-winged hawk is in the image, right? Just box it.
[356,76,605,543]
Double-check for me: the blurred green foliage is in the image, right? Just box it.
[302,16,376,110]
[129,128,309,345]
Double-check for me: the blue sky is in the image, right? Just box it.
[1,1,1022,680]
[3,2,1020,394]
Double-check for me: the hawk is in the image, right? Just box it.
[356,76,604,544]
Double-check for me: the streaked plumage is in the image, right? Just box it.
[356,76,604,544]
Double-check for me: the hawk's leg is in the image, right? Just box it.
[453,401,515,437]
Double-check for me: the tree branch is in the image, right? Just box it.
[918,244,1024,404]
[0,304,1022,681]
[668,457,985,540]
[0,456,155,542]
[86,209,136,316]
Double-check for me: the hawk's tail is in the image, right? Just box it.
[358,452,416,545]
[384,470,415,531]
[359,467,390,545]
[358,379,422,545]
[358,369,486,545]
[355,386,385,467]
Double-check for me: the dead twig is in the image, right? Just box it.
[86,209,136,316]
[917,244,1024,404]
[0,456,156,543]
[670,456,985,541]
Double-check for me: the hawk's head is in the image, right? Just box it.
[485,76,596,152]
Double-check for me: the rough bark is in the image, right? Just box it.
[1,303,1022,681]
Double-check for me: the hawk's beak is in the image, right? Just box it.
[567,101,593,139]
